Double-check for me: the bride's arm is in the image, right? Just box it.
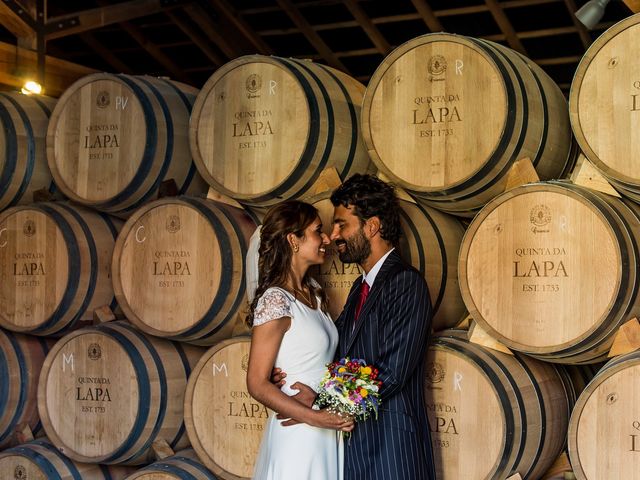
[247,317,353,432]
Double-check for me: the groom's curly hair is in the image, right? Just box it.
[330,174,402,247]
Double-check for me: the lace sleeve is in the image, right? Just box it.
[253,289,292,327]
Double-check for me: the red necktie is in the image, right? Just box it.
[354,281,370,325]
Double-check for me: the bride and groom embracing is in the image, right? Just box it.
[246,174,436,480]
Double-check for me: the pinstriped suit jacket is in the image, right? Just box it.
[336,250,435,480]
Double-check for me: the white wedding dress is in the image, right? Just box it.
[252,286,343,480]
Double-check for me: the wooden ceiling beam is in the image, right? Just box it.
[276,0,350,73]
[410,0,444,32]
[45,0,186,41]
[183,4,240,59]
[485,0,527,54]
[241,0,564,15]
[165,9,224,66]
[342,0,391,55]
[167,12,225,67]
[183,65,216,73]
[563,0,592,49]
[78,32,134,74]
[119,20,191,82]
[209,0,273,55]
[304,47,380,60]
[534,55,582,65]
[336,47,380,58]
[0,0,37,38]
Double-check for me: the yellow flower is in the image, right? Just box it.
[338,367,347,373]
[360,388,368,397]
[360,366,372,375]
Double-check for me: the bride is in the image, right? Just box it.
[246,200,353,480]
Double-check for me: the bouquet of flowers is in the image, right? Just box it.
[315,357,382,423]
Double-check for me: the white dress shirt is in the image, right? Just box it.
[362,247,395,289]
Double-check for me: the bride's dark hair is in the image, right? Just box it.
[246,200,328,327]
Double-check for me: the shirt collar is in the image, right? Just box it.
[362,248,395,288]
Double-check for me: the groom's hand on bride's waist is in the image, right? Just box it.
[270,367,287,387]
[288,382,317,407]
[276,381,318,427]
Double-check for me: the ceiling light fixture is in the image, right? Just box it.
[575,0,611,29]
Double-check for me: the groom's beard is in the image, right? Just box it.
[336,228,371,265]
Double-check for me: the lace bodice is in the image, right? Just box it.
[253,288,293,326]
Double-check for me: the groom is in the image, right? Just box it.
[281,174,435,480]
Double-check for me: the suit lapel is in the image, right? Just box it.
[344,250,404,354]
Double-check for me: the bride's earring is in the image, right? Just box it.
[292,244,299,253]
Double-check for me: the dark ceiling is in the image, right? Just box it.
[0,0,634,96]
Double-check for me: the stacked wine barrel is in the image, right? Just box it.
[570,14,640,203]
[184,337,265,479]
[0,202,121,336]
[46,73,208,217]
[189,54,374,206]
[361,33,575,217]
[0,330,51,449]
[126,449,217,479]
[459,181,640,364]
[38,321,204,465]
[111,197,256,345]
[0,440,136,479]
[425,330,571,480]
[0,93,59,211]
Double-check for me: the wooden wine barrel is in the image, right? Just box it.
[308,191,466,329]
[0,202,121,336]
[0,329,52,449]
[0,93,58,211]
[567,350,640,479]
[189,55,373,206]
[555,363,603,408]
[398,199,467,330]
[362,33,573,217]
[459,181,640,363]
[0,440,135,479]
[112,197,256,345]
[38,321,205,465]
[127,449,217,479]
[46,73,208,216]
[185,337,267,480]
[426,330,570,479]
[570,13,640,201]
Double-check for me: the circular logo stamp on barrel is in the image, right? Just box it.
[166,215,181,233]
[530,204,552,227]
[22,220,35,237]
[428,55,447,77]
[246,74,262,95]
[426,362,446,386]
[14,465,26,480]
[96,91,110,109]
[88,343,102,361]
